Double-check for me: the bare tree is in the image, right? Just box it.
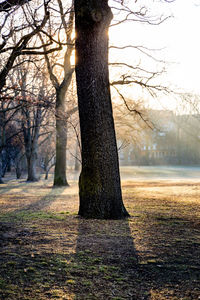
[14,58,54,181]
[40,0,76,186]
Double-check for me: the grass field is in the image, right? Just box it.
[0,172,200,299]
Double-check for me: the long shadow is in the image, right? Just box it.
[64,212,200,299]
[0,215,143,299]
[13,186,67,213]
[0,183,68,230]
[70,216,198,299]
[66,217,148,299]
[0,180,31,195]
[0,212,199,299]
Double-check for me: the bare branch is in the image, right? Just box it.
[0,0,31,12]
[112,85,154,129]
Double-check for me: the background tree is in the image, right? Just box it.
[14,58,54,181]
[40,0,75,186]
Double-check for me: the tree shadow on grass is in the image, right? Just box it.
[15,186,67,212]
[0,180,32,195]
[67,218,141,299]
[0,185,67,221]
[70,216,199,299]
[0,216,143,300]
[0,192,199,299]
[0,214,199,299]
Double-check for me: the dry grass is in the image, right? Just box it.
[0,175,200,299]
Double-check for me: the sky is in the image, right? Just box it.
[109,0,200,110]
[159,0,200,93]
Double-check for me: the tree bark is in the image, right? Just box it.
[75,0,129,219]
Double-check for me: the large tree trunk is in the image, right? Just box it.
[75,0,129,219]
[53,90,69,187]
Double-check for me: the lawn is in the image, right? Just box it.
[0,175,200,299]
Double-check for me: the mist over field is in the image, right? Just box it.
[66,166,200,182]
[119,166,200,180]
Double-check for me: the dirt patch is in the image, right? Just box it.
[0,177,199,299]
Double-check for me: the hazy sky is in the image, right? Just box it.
[109,0,200,99]
[161,0,200,93]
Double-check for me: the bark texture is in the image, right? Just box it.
[75,0,129,219]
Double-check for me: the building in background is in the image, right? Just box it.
[118,110,200,166]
